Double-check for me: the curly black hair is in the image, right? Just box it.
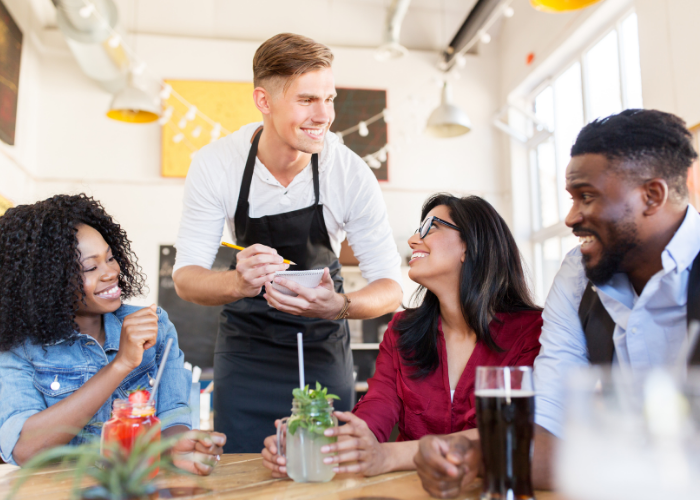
[0,194,146,351]
[571,109,698,199]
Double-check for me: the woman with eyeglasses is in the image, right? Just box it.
[262,193,542,478]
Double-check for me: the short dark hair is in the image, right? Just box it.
[571,109,698,199]
[0,194,146,351]
[395,194,540,378]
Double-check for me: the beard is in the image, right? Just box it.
[577,216,640,286]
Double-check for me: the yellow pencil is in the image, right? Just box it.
[220,242,296,265]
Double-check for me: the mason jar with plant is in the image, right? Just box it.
[276,382,339,483]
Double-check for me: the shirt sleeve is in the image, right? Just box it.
[173,151,228,273]
[341,157,403,286]
[352,321,402,442]
[533,248,590,438]
[0,346,46,465]
[154,308,193,430]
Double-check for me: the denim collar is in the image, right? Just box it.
[46,310,122,352]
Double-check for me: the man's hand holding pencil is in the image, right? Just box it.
[226,243,290,298]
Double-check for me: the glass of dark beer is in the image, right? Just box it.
[475,366,535,500]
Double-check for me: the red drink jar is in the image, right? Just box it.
[100,400,161,476]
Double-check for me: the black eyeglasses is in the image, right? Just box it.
[415,216,461,239]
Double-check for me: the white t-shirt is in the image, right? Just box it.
[174,122,403,287]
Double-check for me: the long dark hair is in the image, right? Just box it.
[395,194,540,378]
[0,194,146,351]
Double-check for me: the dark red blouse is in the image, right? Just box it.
[352,310,543,442]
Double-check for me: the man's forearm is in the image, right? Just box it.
[346,279,402,320]
[173,265,243,306]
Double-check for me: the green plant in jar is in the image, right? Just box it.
[288,382,339,438]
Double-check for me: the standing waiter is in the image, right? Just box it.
[172,33,403,453]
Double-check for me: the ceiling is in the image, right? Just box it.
[32,0,479,51]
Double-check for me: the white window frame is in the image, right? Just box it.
[522,8,641,302]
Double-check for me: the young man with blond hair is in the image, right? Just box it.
[172,33,403,452]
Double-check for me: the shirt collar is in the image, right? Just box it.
[661,206,700,273]
[102,312,123,352]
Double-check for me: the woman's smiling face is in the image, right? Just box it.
[407,205,466,291]
[75,224,122,317]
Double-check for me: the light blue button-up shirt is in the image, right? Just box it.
[534,206,700,438]
[0,305,192,465]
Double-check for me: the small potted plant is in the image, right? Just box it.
[7,425,182,500]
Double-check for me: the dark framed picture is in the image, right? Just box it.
[0,0,22,146]
[332,88,389,182]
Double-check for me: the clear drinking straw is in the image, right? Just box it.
[148,338,173,404]
[296,332,308,480]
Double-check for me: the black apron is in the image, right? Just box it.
[213,130,354,453]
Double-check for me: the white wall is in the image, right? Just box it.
[8,15,503,305]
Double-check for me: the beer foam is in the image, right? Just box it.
[474,389,535,398]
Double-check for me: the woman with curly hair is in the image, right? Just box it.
[0,194,225,472]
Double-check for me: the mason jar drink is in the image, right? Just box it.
[276,398,338,483]
[101,399,161,476]
[475,366,536,500]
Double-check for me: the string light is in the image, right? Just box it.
[159,84,172,100]
[178,117,188,129]
[158,106,173,125]
[185,105,197,121]
[132,61,146,75]
[107,34,121,48]
[191,125,202,138]
[358,121,369,137]
[173,133,184,143]
[79,3,94,18]
[382,109,392,123]
[378,148,388,163]
[366,156,381,169]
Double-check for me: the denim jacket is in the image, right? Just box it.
[0,305,192,465]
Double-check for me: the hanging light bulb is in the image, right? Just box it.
[480,32,492,44]
[185,105,197,121]
[160,84,172,100]
[425,81,472,138]
[173,133,185,143]
[132,61,146,75]
[210,123,222,141]
[530,0,602,12]
[79,3,95,18]
[382,109,392,123]
[503,5,515,17]
[378,148,388,163]
[159,106,174,125]
[366,156,381,169]
[178,117,188,129]
[358,121,369,137]
[191,125,202,138]
[107,34,121,48]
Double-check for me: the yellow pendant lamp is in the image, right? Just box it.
[530,0,602,13]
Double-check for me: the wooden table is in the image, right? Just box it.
[0,454,565,499]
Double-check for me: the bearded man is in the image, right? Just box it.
[413,109,700,496]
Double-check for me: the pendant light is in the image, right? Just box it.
[106,74,160,123]
[530,0,602,13]
[425,81,471,138]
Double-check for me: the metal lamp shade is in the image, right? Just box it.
[425,82,471,138]
[530,0,602,13]
[107,84,160,123]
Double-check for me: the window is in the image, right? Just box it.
[528,12,643,302]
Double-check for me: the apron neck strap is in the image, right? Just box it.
[234,128,321,233]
